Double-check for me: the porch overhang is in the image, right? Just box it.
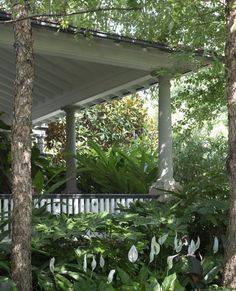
[0,12,210,125]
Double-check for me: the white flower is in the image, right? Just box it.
[152,236,160,255]
[72,236,78,242]
[91,255,97,271]
[195,237,200,251]
[149,250,155,263]
[176,241,183,253]
[158,233,168,245]
[174,233,178,250]
[167,254,178,270]
[83,254,87,272]
[128,245,138,263]
[188,239,196,256]
[107,269,116,284]
[213,236,219,254]
[174,234,182,253]
[100,254,105,268]
[150,236,160,263]
[49,257,55,274]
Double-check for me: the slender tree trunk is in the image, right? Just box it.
[11,2,34,291]
[223,0,236,287]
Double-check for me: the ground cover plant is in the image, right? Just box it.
[0,197,225,290]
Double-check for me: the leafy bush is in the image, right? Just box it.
[0,199,223,290]
[173,131,228,249]
[45,95,148,155]
[76,141,158,193]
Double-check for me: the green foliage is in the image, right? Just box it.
[46,95,148,154]
[76,141,158,193]
[0,120,66,194]
[172,61,226,132]
[0,197,224,290]
[173,130,228,250]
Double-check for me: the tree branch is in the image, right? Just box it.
[0,7,141,24]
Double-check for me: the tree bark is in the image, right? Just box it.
[223,0,236,288]
[11,2,34,291]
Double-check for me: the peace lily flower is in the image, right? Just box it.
[100,254,105,268]
[188,239,196,256]
[49,257,55,274]
[128,245,138,263]
[174,234,183,253]
[158,233,168,245]
[91,255,97,271]
[167,254,178,270]
[107,269,116,284]
[195,237,200,251]
[83,254,87,272]
[150,236,160,263]
[213,236,219,254]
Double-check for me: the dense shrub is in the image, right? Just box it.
[0,200,223,290]
[76,141,158,194]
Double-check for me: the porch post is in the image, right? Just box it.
[150,76,179,197]
[158,76,173,184]
[64,106,78,193]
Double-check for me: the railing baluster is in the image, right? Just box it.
[110,198,115,213]
[92,198,99,213]
[74,198,79,214]
[85,198,90,213]
[80,198,84,213]
[62,198,67,213]
[46,199,51,213]
[105,198,110,213]
[68,198,73,214]
[3,198,9,231]
[53,198,61,215]
[99,198,104,212]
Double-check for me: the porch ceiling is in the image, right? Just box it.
[0,15,211,125]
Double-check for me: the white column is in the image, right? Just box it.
[65,106,78,193]
[158,76,173,184]
[150,76,179,196]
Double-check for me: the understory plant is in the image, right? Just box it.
[0,198,223,290]
[76,141,158,193]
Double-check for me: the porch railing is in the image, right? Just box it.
[0,193,159,231]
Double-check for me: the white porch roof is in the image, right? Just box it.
[0,12,210,125]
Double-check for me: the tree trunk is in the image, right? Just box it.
[11,2,34,291]
[223,0,236,287]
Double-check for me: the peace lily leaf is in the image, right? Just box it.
[49,257,55,274]
[128,245,138,263]
[100,254,105,268]
[188,239,196,255]
[213,236,219,254]
[167,254,178,270]
[162,273,184,291]
[107,269,116,284]
[83,254,87,272]
[158,233,168,245]
[91,255,97,271]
